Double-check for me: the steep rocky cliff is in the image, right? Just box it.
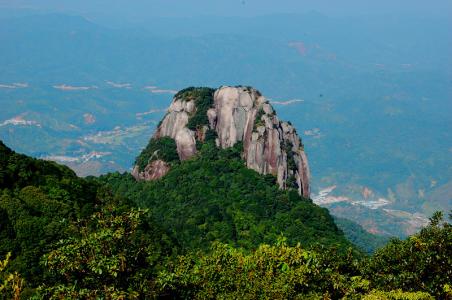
[133,86,311,198]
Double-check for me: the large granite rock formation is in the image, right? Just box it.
[133,86,310,198]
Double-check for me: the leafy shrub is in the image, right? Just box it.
[284,140,297,172]
[158,240,365,299]
[39,205,167,299]
[0,252,23,300]
[183,87,215,130]
[254,107,265,129]
[364,211,452,298]
[362,290,434,300]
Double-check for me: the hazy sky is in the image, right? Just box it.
[1,0,451,19]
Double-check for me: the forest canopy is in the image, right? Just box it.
[0,140,450,299]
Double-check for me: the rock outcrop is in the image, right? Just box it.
[134,86,310,198]
[131,159,170,181]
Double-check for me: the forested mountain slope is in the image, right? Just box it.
[101,140,349,251]
[0,140,450,298]
[0,140,101,282]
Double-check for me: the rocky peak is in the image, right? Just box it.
[133,86,310,198]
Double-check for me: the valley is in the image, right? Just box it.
[0,13,450,239]
[0,3,450,297]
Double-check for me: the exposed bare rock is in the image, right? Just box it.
[207,108,217,128]
[213,86,265,148]
[155,102,189,139]
[154,97,195,160]
[297,150,311,197]
[175,127,197,160]
[135,86,311,198]
[132,159,170,180]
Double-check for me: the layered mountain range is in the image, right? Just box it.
[2,14,449,238]
[132,86,311,198]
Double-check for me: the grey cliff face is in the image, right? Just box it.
[131,159,170,181]
[155,99,197,160]
[133,86,310,198]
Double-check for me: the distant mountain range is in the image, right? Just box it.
[0,13,450,238]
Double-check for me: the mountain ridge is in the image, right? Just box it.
[133,86,311,198]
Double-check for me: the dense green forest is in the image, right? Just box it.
[0,140,101,283]
[102,140,350,252]
[334,217,390,254]
[0,140,451,299]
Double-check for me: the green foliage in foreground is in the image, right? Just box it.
[1,198,450,299]
[37,206,166,299]
[158,240,366,299]
[0,252,24,300]
[29,208,447,299]
[158,213,451,299]
[362,290,434,300]
[1,140,451,299]
[0,141,100,284]
[364,211,452,298]
[101,141,350,252]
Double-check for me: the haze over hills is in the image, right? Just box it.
[0,12,450,238]
[1,131,449,298]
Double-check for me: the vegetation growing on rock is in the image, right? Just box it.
[182,87,215,130]
[253,106,265,129]
[134,137,179,171]
[135,86,311,198]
